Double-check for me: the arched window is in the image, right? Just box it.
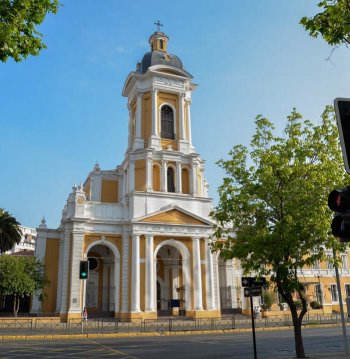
[159,39,164,50]
[161,105,175,140]
[167,167,175,193]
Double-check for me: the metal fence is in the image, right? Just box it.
[0,313,348,336]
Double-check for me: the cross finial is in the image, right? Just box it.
[154,20,163,32]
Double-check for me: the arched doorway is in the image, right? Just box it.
[154,240,191,316]
[84,241,120,317]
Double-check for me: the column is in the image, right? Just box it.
[205,238,215,310]
[127,103,132,149]
[129,160,135,192]
[68,231,84,313]
[131,234,140,312]
[187,99,193,147]
[59,230,71,314]
[179,93,185,141]
[161,160,167,192]
[134,93,144,149]
[102,264,109,311]
[176,161,182,193]
[151,88,158,137]
[121,232,129,313]
[190,161,198,195]
[136,93,142,139]
[146,155,153,191]
[145,235,155,311]
[192,237,203,310]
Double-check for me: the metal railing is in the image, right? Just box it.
[0,313,348,336]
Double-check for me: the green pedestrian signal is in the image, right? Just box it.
[79,260,89,279]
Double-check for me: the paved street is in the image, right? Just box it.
[0,326,350,358]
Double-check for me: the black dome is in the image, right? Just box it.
[138,51,183,74]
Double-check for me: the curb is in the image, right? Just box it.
[0,323,346,340]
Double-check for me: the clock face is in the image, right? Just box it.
[76,197,85,205]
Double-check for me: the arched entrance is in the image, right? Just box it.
[84,240,120,317]
[154,240,191,316]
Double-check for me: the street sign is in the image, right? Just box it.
[242,276,266,288]
[244,287,251,297]
[244,286,262,297]
[250,286,262,296]
[241,277,254,287]
[253,278,266,287]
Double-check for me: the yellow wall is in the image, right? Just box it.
[135,160,146,191]
[182,168,190,194]
[141,92,151,141]
[101,179,118,203]
[153,164,161,191]
[42,238,60,313]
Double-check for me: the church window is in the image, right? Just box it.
[161,105,175,140]
[181,167,190,194]
[159,39,163,49]
[167,167,175,193]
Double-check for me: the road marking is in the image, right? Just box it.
[86,339,139,358]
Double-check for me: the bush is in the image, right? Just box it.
[262,291,275,311]
[310,300,322,309]
[294,299,302,309]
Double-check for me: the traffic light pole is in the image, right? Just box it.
[249,291,257,359]
[333,246,349,355]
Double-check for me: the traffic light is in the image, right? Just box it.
[79,260,89,279]
[328,186,350,242]
[334,98,350,174]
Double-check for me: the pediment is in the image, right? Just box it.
[134,206,212,226]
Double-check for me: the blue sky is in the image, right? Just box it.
[1,0,350,229]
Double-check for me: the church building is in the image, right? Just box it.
[32,29,227,321]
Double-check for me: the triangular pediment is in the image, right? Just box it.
[134,206,212,226]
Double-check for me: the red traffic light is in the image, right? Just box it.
[328,187,350,213]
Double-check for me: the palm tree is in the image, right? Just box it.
[0,209,22,254]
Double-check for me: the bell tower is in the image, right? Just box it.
[121,28,207,206]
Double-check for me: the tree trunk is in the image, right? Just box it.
[13,294,20,317]
[290,305,306,358]
[277,280,307,358]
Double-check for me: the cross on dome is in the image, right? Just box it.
[154,20,163,32]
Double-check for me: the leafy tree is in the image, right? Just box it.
[210,106,347,358]
[261,290,275,311]
[0,0,60,62]
[0,255,48,316]
[0,209,22,254]
[300,0,350,47]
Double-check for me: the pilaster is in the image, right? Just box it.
[192,237,203,310]
[121,232,129,313]
[131,234,140,312]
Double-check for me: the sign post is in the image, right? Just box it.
[241,276,266,359]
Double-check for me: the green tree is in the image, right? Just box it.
[0,209,22,254]
[300,0,350,47]
[261,290,275,311]
[0,0,60,62]
[210,106,347,358]
[0,255,48,316]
